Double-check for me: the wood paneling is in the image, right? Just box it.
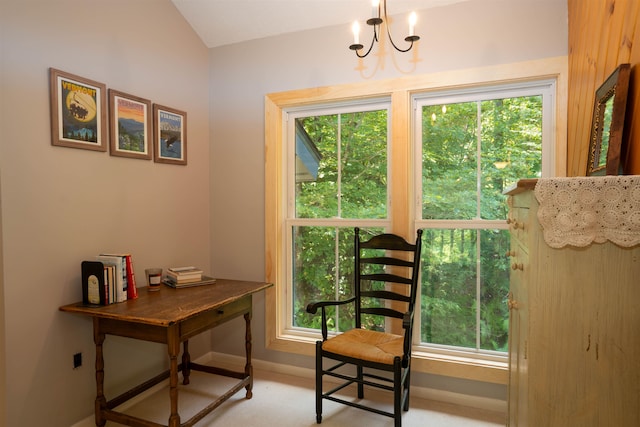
[568,0,640,175]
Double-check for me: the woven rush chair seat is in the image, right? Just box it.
[321,328,404,365]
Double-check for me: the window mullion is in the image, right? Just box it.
[476,233,482,351]
[338,228,343,333]
[475,101,482,351]
[476,101,482,219]
[337,114,342,218]
[335,116,342,332]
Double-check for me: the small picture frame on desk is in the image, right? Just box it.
[153,104,187,165]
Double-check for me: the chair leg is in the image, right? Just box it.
[357,365,364,398]
[315,341,323,424]
[403,366,411,411]
[394,358,402,427]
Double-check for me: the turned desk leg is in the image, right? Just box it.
[244,310,253,399]
[182,340,191,385]
[167,325,181,427]
[93,319,106,427]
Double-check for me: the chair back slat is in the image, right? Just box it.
[361,307,404,320]
[360,290,411,303]
[360,256,415,268]
[359,233,417,251]
[360,273,412,286]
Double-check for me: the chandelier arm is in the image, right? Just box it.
[385,28,415,52]
[355,31,378,58]
[383,0,417,53]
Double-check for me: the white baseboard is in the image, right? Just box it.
[72,351,506,426]
[204,351,507,415]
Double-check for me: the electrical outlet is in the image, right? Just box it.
[73,352,82,369]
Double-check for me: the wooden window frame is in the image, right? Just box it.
[264,57,568,384]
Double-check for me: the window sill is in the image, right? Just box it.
[411,350,508,385]
[267,334,508,385]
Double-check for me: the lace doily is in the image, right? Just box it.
[534,176,640,248]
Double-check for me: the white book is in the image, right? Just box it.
[96,254,127,303]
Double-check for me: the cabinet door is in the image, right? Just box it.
[508,242,528,427]
[589,243,640,426]
[530,231,640,426]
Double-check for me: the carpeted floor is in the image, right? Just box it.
[107,368,506,427]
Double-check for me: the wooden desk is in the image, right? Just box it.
[60,278,272,427]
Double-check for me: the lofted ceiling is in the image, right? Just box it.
[171,0,470,48]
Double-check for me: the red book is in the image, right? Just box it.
[125,255,139,299]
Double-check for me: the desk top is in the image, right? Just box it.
[60,278,272,327]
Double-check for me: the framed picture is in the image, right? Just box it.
[586,63,630,175]
[109,90,152,160]
[49,68,107,151]
[153,104,187,165]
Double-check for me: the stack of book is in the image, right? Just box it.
[163,266,216,288]
[81,253,139,306]
[165,266,202,283]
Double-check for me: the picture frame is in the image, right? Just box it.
[49,68,107,151]
[153,104,187,165]
[109,90,152,160]
[586,63,630,176]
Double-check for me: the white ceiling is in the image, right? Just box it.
[171,0,470,48]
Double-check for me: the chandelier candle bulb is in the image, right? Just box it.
[352,21,360,45]
[371,0,379,18]
[409,12,417,36]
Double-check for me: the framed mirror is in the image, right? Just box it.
[586,63,630,175]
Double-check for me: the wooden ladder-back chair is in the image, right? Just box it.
[306,227,423,427]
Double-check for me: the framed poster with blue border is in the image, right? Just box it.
[153,104,187,165]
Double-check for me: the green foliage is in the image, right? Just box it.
[293,95,542,353]
[296,111,387,219]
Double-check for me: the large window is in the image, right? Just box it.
[414,82,554,358]
[265,58,566,382]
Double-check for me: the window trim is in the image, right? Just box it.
[265,56,567,384]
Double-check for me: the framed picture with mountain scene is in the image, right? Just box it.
[153,104,187,165]
[109,90,152,160]
[49,68,107,151]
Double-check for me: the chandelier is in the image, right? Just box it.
[349,0,420,58]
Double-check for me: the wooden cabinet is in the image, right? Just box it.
[506,180,640,427]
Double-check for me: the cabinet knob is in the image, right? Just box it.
[511,262,524,271]
[507,217,523,230]
[505,250,515,257]
[507,293,519,310]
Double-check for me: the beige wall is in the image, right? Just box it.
[0,1,210,425]
[208,0,568,401]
